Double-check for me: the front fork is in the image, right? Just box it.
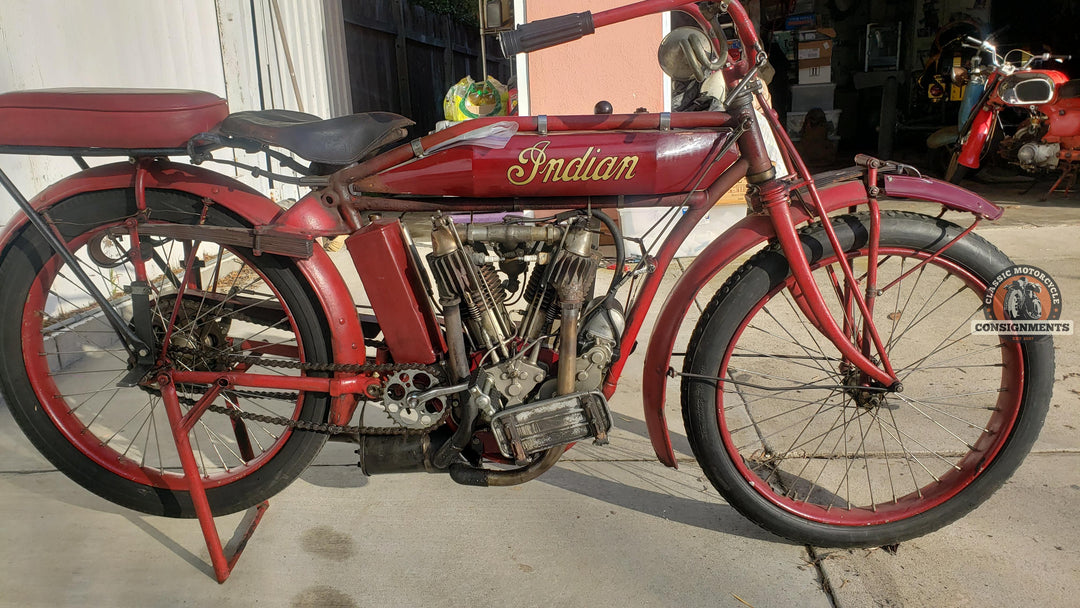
[758,181,899,389]
[745,92,900,390]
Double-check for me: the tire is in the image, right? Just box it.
[944,149,971,184]
[682,212,1053,547]
[0,189,332,518]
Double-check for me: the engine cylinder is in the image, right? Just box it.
[428,216,513,356]
[549,218,599,305]
[549,250,597,304]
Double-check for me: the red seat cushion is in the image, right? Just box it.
[0,88,228,150]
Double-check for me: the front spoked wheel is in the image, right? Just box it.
[0,189,332,517]
[682,212,1053,546]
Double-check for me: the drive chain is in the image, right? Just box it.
[168,346,447,436]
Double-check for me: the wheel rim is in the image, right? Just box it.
[21,221,312,490]
[715,247,1024,525]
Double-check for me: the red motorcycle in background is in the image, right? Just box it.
[0,0,1053,582]
[939,36,1079,190]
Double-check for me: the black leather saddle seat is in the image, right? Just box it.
[1059,79,1080,100]
[217,109,414,165]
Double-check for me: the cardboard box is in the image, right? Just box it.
[798,40,833,68]
[796,27,836,42]
[797,28,836,69]
[798,65,832,84]
[717,177,749,206]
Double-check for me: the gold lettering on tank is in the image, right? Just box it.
[507,141,639,186]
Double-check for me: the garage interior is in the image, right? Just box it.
[758,0,1080,175]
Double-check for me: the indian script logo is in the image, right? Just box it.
[507,141,639,186]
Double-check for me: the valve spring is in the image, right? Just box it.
[478,264,506,304]
[523,263,560,327]
[460,264,504,320]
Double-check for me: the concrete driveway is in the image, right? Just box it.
[1,182,1077,607]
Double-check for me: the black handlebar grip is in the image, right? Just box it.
[499,12,595,56]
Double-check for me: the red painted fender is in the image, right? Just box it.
[0,161,364,425]
[958,108,995,170]
[640,176,1003,467]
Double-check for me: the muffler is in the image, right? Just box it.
[355,428,453,475]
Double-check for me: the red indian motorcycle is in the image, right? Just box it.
[0,0,1053,583]
[941,35,1079,190]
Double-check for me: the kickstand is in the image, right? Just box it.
[1046,161,1077,199]
[159,373,269,583]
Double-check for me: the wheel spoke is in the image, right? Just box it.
[895,394,980,449]
[686,228,1034,529]
[889,276,963,350]
[727,387,837,433]
[897,304,985,383]
[11,211,321,500]
[780,290,841,375]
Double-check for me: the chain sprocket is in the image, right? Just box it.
[167,345,449,436]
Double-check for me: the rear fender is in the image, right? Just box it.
[0,161,364,425]
[641,175,1002,467]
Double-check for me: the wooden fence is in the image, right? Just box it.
[342,0,512,137]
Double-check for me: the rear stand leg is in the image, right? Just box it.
[158,373,268,583]
[1045,161,1076,199]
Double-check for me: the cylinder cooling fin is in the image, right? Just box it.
[427,215,514,357]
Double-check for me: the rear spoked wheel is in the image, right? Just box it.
[0,189,332,517]
[682,212,1053,546]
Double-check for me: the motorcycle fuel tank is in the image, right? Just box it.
[358,127,738,198]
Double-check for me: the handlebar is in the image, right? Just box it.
[963,35,1001,67]
[499,12,595,55]
[499,0,762,82]
[1028,53,1071,64]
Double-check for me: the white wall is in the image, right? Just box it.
[0,0,350,220]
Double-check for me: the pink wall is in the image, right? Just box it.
[523,0,664,116]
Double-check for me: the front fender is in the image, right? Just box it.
[640,175,1002,467]
[0,161,365,424]
[958,108,995,169]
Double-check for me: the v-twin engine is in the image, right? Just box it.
[408,213,621,466]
